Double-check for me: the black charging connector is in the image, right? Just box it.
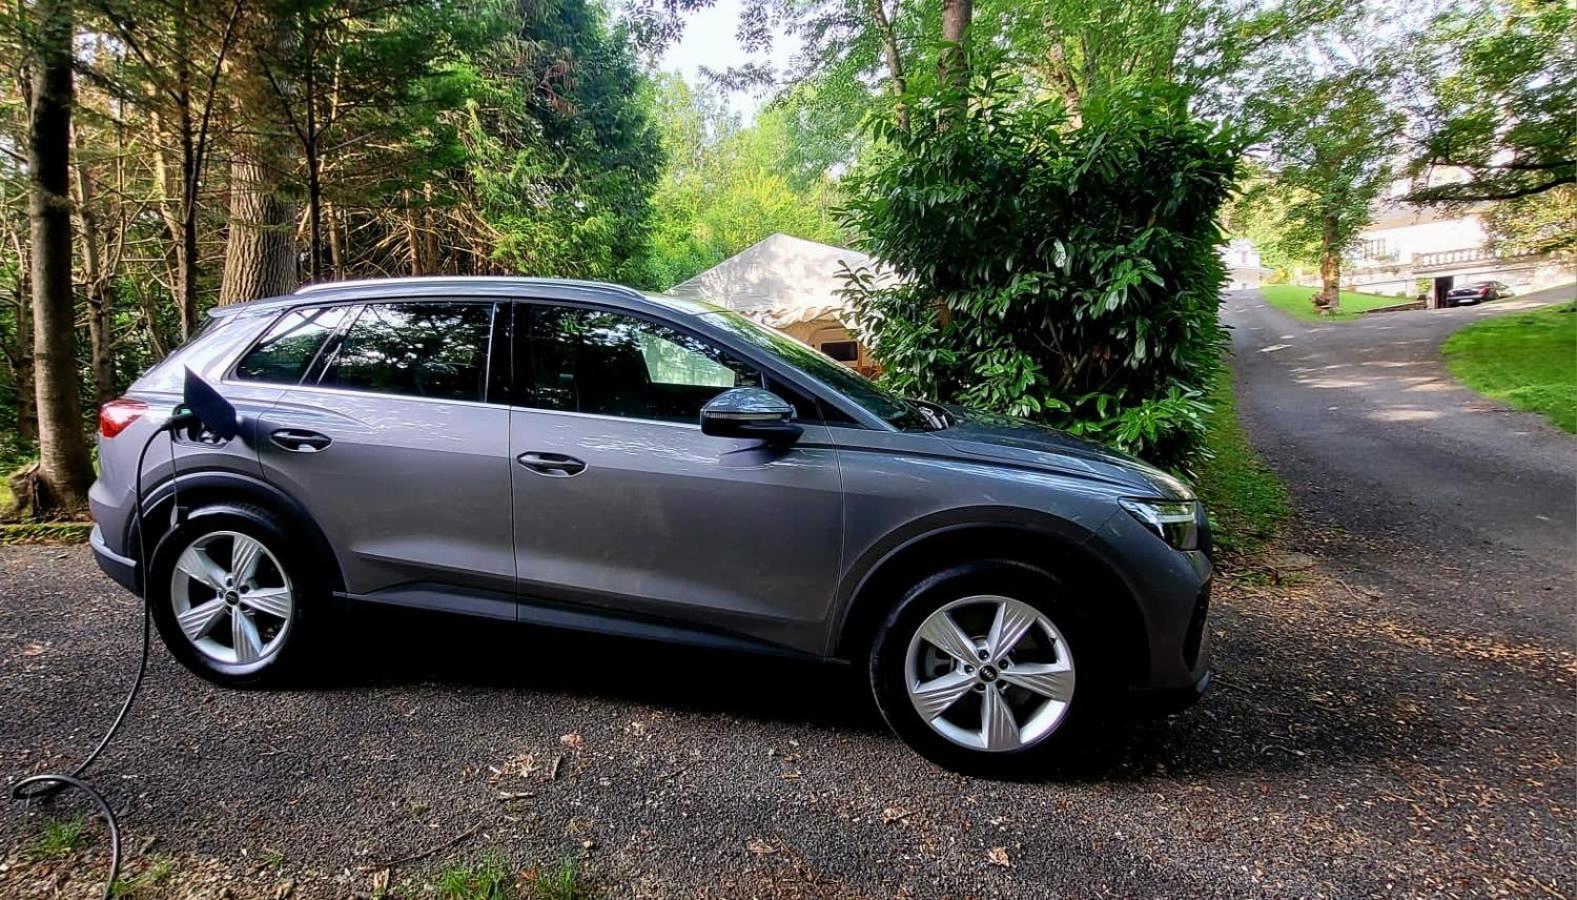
[8,406,195,899]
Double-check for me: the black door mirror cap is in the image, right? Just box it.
[700,387,802,444]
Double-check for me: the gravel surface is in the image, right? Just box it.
[2,538,1572,898]
[2,288,1573,897]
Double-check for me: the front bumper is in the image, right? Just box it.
[90,523,140,594]
[1087,507,1215,694]
[1130,668,1211,716]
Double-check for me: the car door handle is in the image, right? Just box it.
[516,451,586,477]
[270,428,332,452]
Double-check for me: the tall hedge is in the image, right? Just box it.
[839,73,1238,469]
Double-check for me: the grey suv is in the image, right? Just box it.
[89,277,1211,772]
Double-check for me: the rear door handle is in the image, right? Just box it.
[516,451,586,477]
[270,428,332,452]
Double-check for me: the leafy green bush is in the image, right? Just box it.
[839,71,1238,469]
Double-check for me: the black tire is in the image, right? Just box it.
[868,560,1110,776]
[146,504,325,688]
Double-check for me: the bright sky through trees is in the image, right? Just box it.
[657,0,798,121]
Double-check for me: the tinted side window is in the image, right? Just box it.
[522,306,763,423]
[233,306,349,384]
[318,302,494,402]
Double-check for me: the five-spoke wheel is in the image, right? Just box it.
[905,595,1075,752]
[148,507,319,687]
[870,561,1097,773]
[169,531,294,666]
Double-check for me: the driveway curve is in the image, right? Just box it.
[1226,284,1576,640]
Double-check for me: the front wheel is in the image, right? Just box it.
[147,507,321,687]
[869,562,1105,775]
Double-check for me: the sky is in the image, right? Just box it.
[656,0,798,121]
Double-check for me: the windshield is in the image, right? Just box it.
[700,309,928,429]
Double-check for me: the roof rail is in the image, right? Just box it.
[292,275,651,301]
[294,275,546,294]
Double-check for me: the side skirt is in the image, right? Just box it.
[336,584,837,664]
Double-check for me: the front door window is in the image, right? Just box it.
[519,305,763,423]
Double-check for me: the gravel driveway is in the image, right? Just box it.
[3,537,1572,898]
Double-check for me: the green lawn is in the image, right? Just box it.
[1260,284,1410,322]
[1195,368,1291,555]
[1442,302,1577,433]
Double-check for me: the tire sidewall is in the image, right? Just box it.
[147,505,321,688]
[869,560,1107,776]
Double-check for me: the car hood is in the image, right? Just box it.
[936,406,1195,500]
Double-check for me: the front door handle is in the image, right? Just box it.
[270,428,332,452]
[516,451,586,477]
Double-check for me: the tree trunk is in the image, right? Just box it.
[1316,213,1341,314]
[27,0,95,515]
[422,183,440,273]
[306,142,324,282]
[219,130,297,303]
[7,274,36,443]
[303,34,324,284]
[403,192,425,275]
[1045,44,1083,124]
[150,108,191,340]
[868,0,908,128]
[324,198,344,278]
[939,0,973,91]
[221,10,297,304]
[72,156,114,404]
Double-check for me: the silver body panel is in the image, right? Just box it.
[90,277,1210,695]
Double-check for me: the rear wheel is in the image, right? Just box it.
[869,562,1106,774]
[148,507,321,687]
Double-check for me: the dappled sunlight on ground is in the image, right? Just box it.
[1298,377,1370,389]
[1367,407,1443,422]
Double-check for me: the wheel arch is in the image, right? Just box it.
[831,512,1149,686]
[128,469,345,594]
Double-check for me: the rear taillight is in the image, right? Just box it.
[99,398,147,438]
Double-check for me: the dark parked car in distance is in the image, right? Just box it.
[1446,281,1514,306]
[88,277,1212,773]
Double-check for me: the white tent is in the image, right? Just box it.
[665,233,879,329]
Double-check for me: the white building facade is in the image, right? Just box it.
[1343,180,1573,304]
[1221,238,1274,290]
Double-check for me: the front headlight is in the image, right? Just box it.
[1119,498,1202,550]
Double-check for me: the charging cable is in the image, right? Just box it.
[8,408,196,899]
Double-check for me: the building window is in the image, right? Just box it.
[1357,238,1391,261]
[820,340,859,362]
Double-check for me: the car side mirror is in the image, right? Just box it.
[700,387,802,444]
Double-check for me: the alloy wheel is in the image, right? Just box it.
[904,594,1075,752]
[168,531,294,666]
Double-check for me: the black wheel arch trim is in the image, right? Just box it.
[829,507,1149,675]
[127,468,345,594]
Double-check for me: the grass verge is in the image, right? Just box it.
[432,855,582,900]
[0,521,93,544]
[1442,302,1576,432]
[1195,368,1291,556]
[1261,284,1409,322]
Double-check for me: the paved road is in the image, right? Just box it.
[1226,284,1577,641]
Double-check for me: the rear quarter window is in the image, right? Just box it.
[317,301,495,402]
[234,306,351,384]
